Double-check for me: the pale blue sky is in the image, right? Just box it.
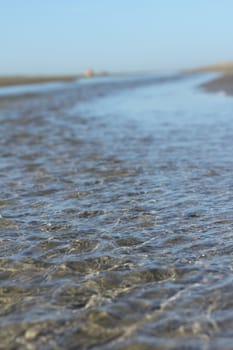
[1,0,233,75]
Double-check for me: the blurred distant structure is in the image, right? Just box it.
[100,71,109,77]
[85,68,94,78]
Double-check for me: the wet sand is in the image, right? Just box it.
[200,74,233,96]
[0,75,78,87]
[184,61,233,96]
[190,62,233,96]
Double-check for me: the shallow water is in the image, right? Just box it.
[0,74,233,350]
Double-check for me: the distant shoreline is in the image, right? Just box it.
[1,64,233,97]
[0,75,79,87]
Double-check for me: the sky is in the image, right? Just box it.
[1,0,233,75]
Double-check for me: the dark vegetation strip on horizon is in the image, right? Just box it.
[0,76,80,87]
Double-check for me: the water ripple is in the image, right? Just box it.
[0,75,233,349]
